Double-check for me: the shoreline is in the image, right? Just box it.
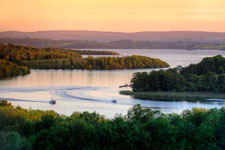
[120,90,225,101]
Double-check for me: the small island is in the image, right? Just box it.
[0,44,169,79]
[121,55,225,101]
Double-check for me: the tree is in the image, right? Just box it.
[0,131,31,150]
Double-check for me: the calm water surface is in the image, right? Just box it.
[1,49,225,118]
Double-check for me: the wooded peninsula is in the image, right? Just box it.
[121,55,225,101]
[0,44,169,79]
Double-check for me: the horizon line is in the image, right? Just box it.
[1,30,225,34]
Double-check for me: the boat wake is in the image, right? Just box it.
[55,90,107,102]
[0,97,48,103]
[0,86,121,105]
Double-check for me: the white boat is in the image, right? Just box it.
[111,99,117,103]
[49,99,56,104]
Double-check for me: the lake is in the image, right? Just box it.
[1,49,225,118]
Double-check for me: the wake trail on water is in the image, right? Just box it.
[54,90,132,106]
[0,86,125,105]
[55,90,106,102]
[0,86,179,108]
[0,97,49,103]
[0,86,94,93]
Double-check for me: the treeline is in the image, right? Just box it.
[1,38,225,50]
[24,55,169,70]
[0,44,81,64]
[1,100,225,150]
[0,43,81,79]
[72,50,119,55]
[0,44,169,78]
[0,44,168,70]
[131,55,225,92]
[84,56,169,70]
[0,44,119,63]
[181,55,225,75]
[0,59,30,79]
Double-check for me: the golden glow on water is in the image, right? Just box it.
[0,70,133,87]
[1,0,225,32]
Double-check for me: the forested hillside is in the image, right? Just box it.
[1,30,225,43]
[1,38,225,50]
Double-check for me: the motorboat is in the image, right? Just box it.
[111,99,117,103]
[119,84,129,88]
[49,99,56,104]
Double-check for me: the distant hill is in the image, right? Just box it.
[0,30,225,43]
[1,38,225,50]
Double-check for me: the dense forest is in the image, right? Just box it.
[0,43,80,79]
[0,59,30,79]
[0,44,118,63]
[0,44,169,72]
[1,38,225,50]
[181,55,225,75]
[0,44,81,64]
[1,100,225,150]
[131,55,225,93]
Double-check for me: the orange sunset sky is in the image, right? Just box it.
[0,0,225,32]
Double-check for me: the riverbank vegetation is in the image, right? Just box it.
[120,91,225,101]
[0,44,169,73]
[122,55,225,100]
[1,100,225,150]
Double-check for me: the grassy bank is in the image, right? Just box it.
[120,90,225,101]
